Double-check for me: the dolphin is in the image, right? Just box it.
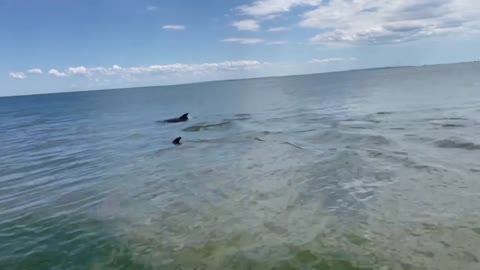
[161,113,189,123]
[172,137,182,145]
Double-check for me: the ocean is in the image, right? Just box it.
[1,62,480,270]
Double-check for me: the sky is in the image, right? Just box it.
[2,0,480,96]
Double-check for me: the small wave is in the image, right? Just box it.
[222,117,251,121]
[366,149,443,173]
[182,121,233,132]
[424,117,468,121]
[155,147,178,154]
[302,149,393,216]
[339,120,374,130]
[310,130,390,146]
[435,137,480,150]
[348,126,371,130]
[261,130,284,135]
[440,124,465,128]
[126,133,147,139]
[441,117,468,120]
[282,141,304,149]
[292,128,317,134]
[188,137,249,144]
[376,111,394,115]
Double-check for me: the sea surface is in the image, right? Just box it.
[1,62,480,270]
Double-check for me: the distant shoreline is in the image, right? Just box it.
[2,60,479,99]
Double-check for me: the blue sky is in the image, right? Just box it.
[2,0,480,96]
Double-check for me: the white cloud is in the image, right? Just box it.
[221,38,265,44]
[67,66,89,75]
[7,61,277,90]
[236,0,480,45]
[121,61,264,73]
[309,57,356,64]
[48,69,67,77]
[88,66,117,75]
[38,61,265,79]
[27,68,43,74]
[267,27,290,32]
[9,72,27,79]
[146,5,158,11]
[301,0,480,45]
[238,0,321,17]
[162,25,186,30]
[232,19,260,31]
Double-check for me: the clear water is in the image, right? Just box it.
[1,62,480,270]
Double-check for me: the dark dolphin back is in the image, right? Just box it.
[161,113,189,123]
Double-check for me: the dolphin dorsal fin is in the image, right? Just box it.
[172,137,182,145]
[180,113,189,120]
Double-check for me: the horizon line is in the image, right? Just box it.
[2,60,479,99]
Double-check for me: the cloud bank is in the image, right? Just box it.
[10,61,266,81]
[236,0,480,45]
[309,57,357,64]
